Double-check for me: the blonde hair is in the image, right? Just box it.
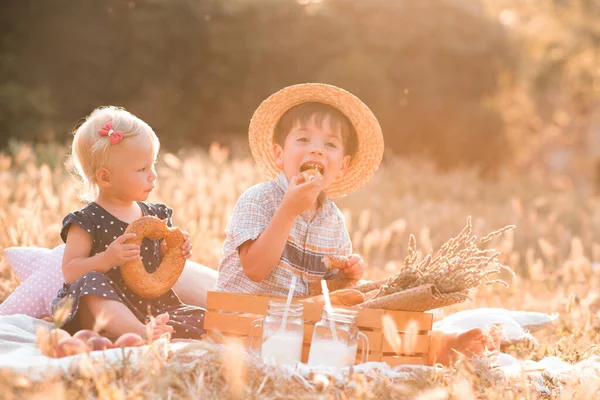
[69,106,160,201]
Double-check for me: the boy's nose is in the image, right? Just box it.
[309,146,324,155]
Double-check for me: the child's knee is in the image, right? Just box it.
[80,294,113,316]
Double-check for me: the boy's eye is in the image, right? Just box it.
[297,137,309,143]
[326,142,338,148]
[138,167,146,172]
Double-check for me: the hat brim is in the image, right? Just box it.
[248,83,384,198]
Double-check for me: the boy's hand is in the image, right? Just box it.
[281,173,324,216]
[103,233,140,271]
[159,231,193,259]
[341,254,364,280]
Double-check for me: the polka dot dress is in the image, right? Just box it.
[52,202,205,339]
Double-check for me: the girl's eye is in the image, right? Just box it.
[138,167,146,172]
[326,142,338,148]
[297,137,309,142]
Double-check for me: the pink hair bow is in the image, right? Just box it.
[98,122,124,145]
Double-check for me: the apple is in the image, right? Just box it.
[114,333,145,348]
[55,337,89,358]
[86,335,113,351]
[72,329,99,343]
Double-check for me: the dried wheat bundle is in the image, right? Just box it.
[368,217,515,301]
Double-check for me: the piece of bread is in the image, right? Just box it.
[302,289,365,307]
[322,254,349,270]
[300,168,319,182]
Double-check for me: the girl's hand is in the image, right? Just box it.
[281,173,324,216]
[102,233,140,271]
[160,231,192,259]
[341,254,364,280]
[181,231,192,259]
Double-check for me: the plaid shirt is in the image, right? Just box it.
[216,172,352,297]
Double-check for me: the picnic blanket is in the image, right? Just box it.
[0,314,184,379]
[1,308,591,393]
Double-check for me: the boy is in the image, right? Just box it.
[216,83,384,296]
[216,83,499,366]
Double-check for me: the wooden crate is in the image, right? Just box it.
[202,291,433,366]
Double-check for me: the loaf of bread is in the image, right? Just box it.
[302,288,365,307]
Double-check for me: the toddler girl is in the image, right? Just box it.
[52,106,204,341]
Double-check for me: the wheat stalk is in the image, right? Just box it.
[372,217,515,299]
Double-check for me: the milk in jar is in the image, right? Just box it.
[307,308,369,368]
[248,301,304,366]
[261,331,304,365]
[307,339,358,367]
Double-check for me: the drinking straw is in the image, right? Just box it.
[279,274,298,332]
[320,280,338,341]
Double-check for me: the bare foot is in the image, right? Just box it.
[486,324,503,352]
[429,328,490,366]
[146,312,174,341]
[455,328,487,356]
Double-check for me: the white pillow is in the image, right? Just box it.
[172,260,218,309]
[0,245,66,318]
[4,245,65,281]
[1,244,217,317]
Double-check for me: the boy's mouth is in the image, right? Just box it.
[300,162,324,175]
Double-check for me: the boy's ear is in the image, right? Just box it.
[96,167,112,188]
[337,155,351,178]
[272,143,284,170]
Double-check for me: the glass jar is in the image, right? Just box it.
[307,308,369,368]
[248,301,304,366]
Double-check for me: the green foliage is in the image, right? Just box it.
[0,0,520,171]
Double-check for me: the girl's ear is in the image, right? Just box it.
[96,167,111,188]
[272,143,284,170]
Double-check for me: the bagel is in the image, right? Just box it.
[322,254,349,270]
[121,216,186,299]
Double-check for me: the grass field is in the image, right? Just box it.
[1,142,599,399]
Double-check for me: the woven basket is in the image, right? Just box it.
[352,278,388,293]
[359,284,467,312]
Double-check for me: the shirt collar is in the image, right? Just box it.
[273,172,334,218]
[274,171,289,192]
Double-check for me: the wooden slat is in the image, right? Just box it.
[363,350,382,363]
[380,355,428,366]
[381,309,433,331]
[301,305,432,330]
[205,312,263,335]
[381,333,430,354]
[203,331,256,350]
[203,331,247,341]
[301,305,387,329]
[207,292,278,314]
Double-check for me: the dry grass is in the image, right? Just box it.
[365,217,516,302]
[1,141,600,398]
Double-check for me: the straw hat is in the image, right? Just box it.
[248,83,384,198]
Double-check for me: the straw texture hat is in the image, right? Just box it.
[248,83,384,198]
